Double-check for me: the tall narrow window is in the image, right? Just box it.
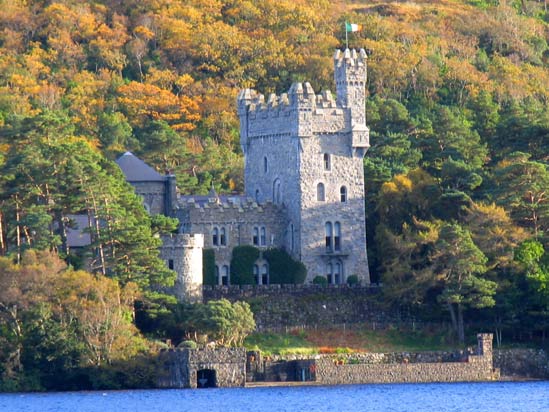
[168,259,174,270]
[334,261,342,284]
[290,223,294,252]
[212,227,219,246]
[220,227,227,246]
[261,264,269,285]
[324,153,331,171]
[253,227,259,245]
[317,183,325,201]
[215,265,220,285]
[273,179,281,204]
[221,265,229,285]
[326,263,333,284]
[263,157,268,173]
[334,222,341,251]
[260,227,266,246]
[325,222,333,252]
[253,265,259,285]
[255,189,260,203]
[340,186,347,203]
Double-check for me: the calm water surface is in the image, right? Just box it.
[1,381,548,412]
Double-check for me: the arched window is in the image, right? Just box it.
[253,265,259,285]
[323,153,331,171]
[220,227,227,246]
[325,222,333,252]
[255,189,260,203]
[263,157,268,174]
[340,186,347,203]
[261,264,269,285]
[326,263,333,284]
[317,183,325,201]
[221,265,229,285]
[273,179,281,204]
[212,227,219,246]
[260,227,266,246]
[334,222,341,251]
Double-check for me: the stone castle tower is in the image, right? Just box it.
[237,49,370,283]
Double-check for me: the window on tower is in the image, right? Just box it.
[264,156,268,174]
[325,222,333,252]
[323,153,331,171]
[317,183,325,201]
[340,186,347,202]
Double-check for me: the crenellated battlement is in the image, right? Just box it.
[161,233,204,249]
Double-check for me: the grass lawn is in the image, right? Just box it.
[244,324,457,355]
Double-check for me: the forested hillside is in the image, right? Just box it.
[0,0,548,390]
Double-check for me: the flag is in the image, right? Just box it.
[345,22,361,32]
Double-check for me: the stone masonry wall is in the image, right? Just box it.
[315,334,498,385]
[494,348,549,379]
[204,285,401,331]
[176,199,287,283]
[157,347,246,389]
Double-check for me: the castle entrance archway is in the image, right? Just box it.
[197,369,217,388]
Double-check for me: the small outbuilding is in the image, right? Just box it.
[157,347,246,389]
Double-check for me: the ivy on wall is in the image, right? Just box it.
[264,248,306,284]
[230,245,260,285]
[203,249,217,285]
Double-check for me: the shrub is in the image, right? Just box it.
[203,249,217,285]
[347,275,359,285]
[264,248,307,284]
[178,340,198,349]
[230,246,260,285]
[313,276,328,285]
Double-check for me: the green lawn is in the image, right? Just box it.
[244,325,458,355]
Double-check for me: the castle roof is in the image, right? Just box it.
[116,152,166,182]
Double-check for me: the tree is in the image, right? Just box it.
[492,152,549,237]
[431,223,495,344]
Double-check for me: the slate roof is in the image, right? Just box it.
[115,152,166,182]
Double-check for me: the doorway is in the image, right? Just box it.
[197,369,217,388]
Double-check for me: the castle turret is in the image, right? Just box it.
[334,49,370,155]
[160,233,204,303]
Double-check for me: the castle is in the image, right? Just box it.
[116,48,371,302]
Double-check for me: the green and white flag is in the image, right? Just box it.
[345,22,362,32]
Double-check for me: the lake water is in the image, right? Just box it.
[1,381,548,412]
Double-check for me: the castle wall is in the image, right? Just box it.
[298,133,369,282]
[176,199,287,284]
[130,181,167,215]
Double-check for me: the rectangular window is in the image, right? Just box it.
[253,227,259,245]
[168,259,174,270]
[260,227,266,246]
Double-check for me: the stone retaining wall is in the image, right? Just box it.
[314,334,498,385]
[494,348,549,379]
[204,284,408,331]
